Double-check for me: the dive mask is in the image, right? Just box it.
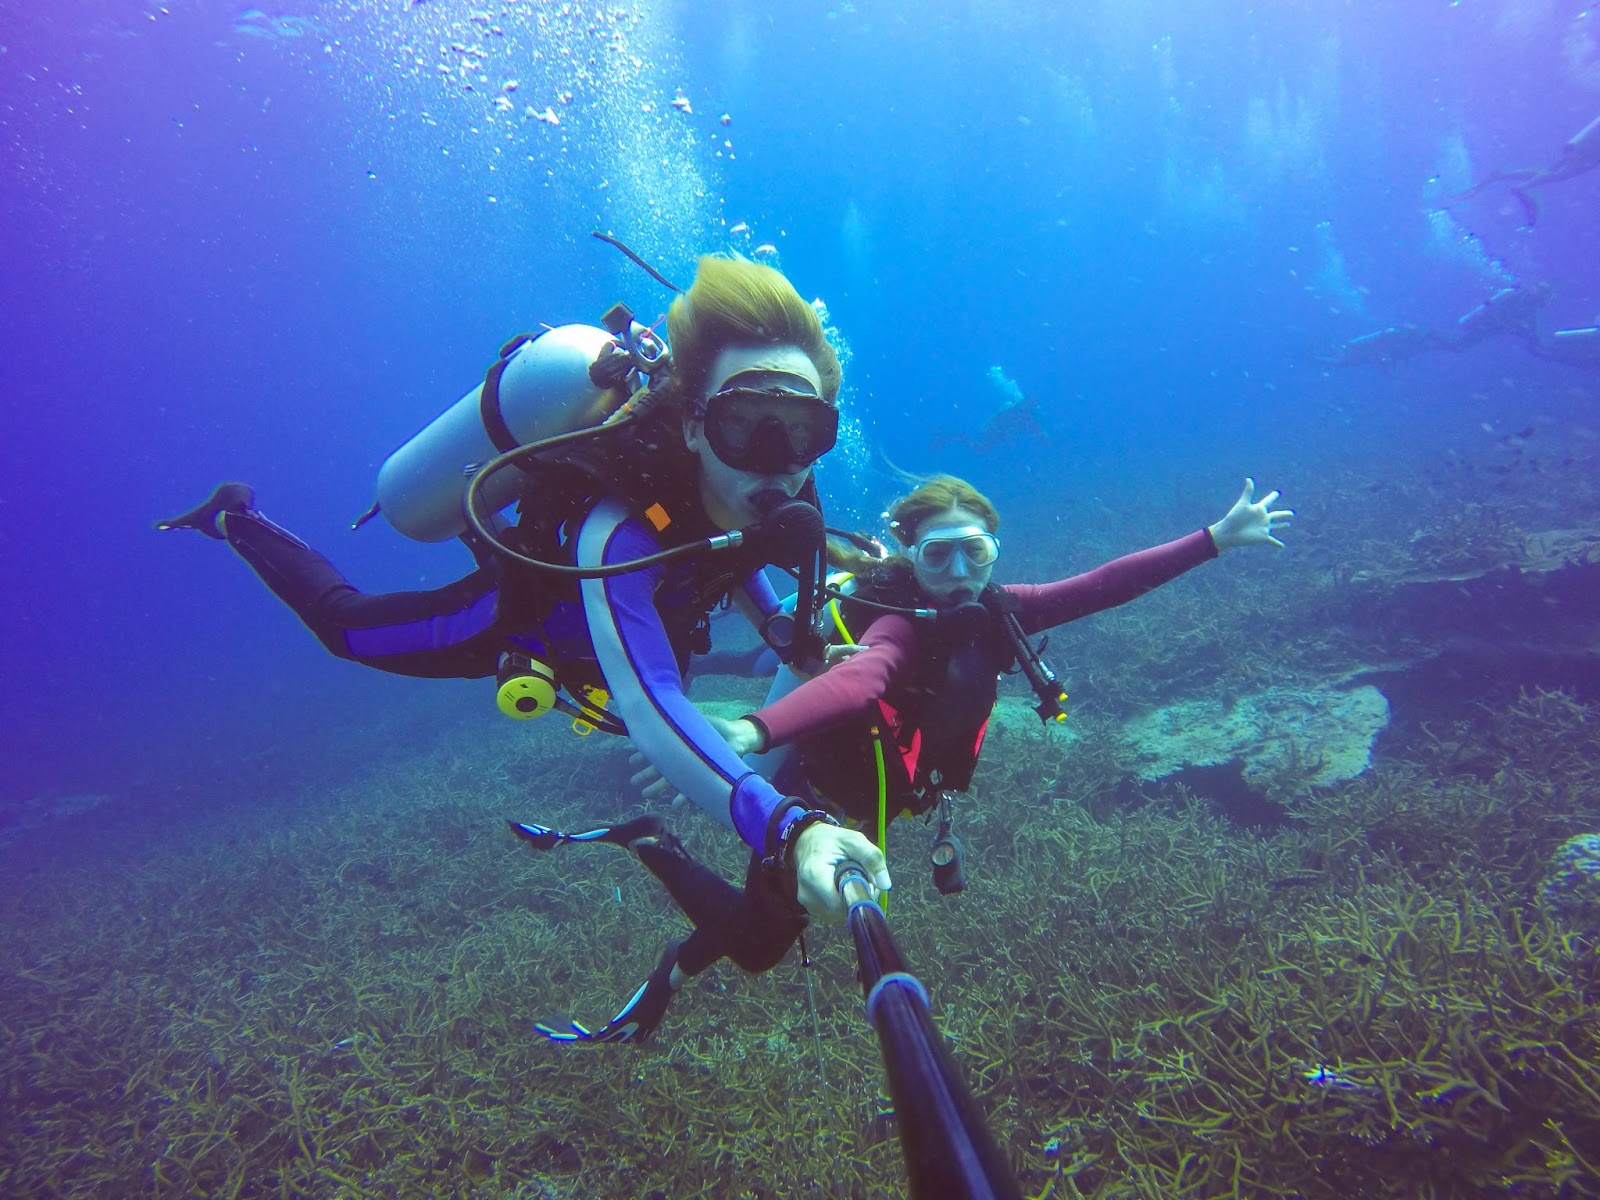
[912,529,1000,573]
[699,370,839,475]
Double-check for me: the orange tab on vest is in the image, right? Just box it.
[643,502,671,532]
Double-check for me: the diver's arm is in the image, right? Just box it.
[1008,530,1217,634]
[745,614,917,748]
[577,499,805,853]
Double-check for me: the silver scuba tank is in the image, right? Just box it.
[374,324,631,543]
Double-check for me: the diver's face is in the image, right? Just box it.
[686,343,827,530]
[909,506,999,606]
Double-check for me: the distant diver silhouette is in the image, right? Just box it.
[1533,324,1600,369]
[1448,114,1600,228]
[1316,323,1447,370]
[1321,283,1553,369]
[932,393,1045,454]
[1451,282,1550,353]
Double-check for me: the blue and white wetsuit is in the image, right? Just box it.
[219,494,807,854]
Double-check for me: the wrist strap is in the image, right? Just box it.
[761,807,840,885]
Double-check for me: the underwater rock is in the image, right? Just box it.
[1353,524,1600,587]
[1539,833,1600,933]
[1121,684,1389,796]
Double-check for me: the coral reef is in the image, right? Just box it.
[7,463,1600,1197]
[3,683,1598,1197]
[1121,684,1388,794]
[1540,834,1600,935]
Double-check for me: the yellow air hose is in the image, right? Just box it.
[828,593,889,913]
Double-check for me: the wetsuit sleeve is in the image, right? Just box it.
[746,614,918,748]
[1007,528,1218,634]
[576,498,803,854]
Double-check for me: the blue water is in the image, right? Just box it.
[3,0,1597,810]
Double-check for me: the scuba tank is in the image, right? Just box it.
[368,321,662,543]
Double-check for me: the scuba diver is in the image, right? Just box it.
[515,473,1292,1042]
[1449,282,1550,353]
[1321,283,1552,368]
[1447,113,1600,229]
[932,366,1045,456]
[1534,321,1600,369]
[1317,322,1448,370]
[158,253,889,936]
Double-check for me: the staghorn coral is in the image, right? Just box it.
[3,686,1599,1197]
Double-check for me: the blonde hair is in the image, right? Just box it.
[665,256,841,407]
[828,474,1000,575]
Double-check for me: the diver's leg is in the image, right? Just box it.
[722,851,807,973]
[159,483,357,651]
[633,829,749,935]
[561,864,804,1045]
[525,826,734,1045]
[506,814,665,852]
[634,837,803,975]
[162,484,502,671]
[535,936,688,1044]
[510,816,773,962]
[534,857,800,1044]
[520,820,799,1043]
[156,482,256,539]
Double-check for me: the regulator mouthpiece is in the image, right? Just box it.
[940,599,991,641]
[755,496,825,569]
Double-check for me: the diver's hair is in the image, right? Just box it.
[827,474,1000,576]
[665,256,842,408]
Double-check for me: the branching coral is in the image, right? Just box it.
[3,683,1599,1197]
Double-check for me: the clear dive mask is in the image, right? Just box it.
[911,529,1000,574]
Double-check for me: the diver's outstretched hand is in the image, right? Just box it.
[628,713,773,805]
[627,752,689,807]
[793,823,891,923]
[1207,478,1293,551]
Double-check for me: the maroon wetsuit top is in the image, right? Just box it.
[750,528,1218,747]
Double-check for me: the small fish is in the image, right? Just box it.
[1302,1064,1376,1097]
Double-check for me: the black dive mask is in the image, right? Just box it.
[701,381,838,475]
